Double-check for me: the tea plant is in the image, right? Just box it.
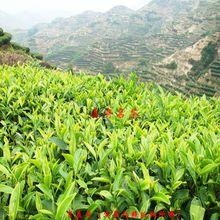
[0,65,219,219]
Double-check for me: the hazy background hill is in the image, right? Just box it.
[0,10,77,30]
[13,0,219,71]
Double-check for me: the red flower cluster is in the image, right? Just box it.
[90,107,138,119]
[169,211,175,218]
[105,107,112,117]
[67,210,74,220]
[117,108,124,118]
[90,107,99,118]
[130,108,138,119]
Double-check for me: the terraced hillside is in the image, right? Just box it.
[138,32,220,97]
[210,59,220,81]
[187,59,220,97]
[13,0,219,73]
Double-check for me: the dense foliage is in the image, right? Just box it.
[0,28,43,65]
[200,42,218,67]
[164,61,178,70]
[30,52,43,61]
[189,42,218,77]
[11,43,30,54]
[103,62,119,74]
[0,32,12,47]
[0,65,219,220]
[0,28,4,36]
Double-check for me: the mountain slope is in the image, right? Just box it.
[0,27,55,68]
[14,0,219,74]
[143,32,220,97]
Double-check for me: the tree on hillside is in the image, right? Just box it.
[0,28,12,46]
[103,62,119,74]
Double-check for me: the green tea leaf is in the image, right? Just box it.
[37,184,54,201]
[190,198,205,220]
[0,164,10,177]
[35,192,43,211]
[55,193,76,220]
[151,192,171,205]
[0,184,13,194]
[84,142,97,160]
[39,209,54,217]
[199,163,220,175]
[49,137,68,150]
[210,213,219,220]
[73,149,87,175]
[9,182,23,220]
[63,153,74,168]
[92,177,111,183]
[99,190,113,201]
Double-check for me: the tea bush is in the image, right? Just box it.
[0,65,219,219]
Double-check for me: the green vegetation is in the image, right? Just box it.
[189,42,218,77]
[137,59,150,67]
[71,51,82,63]
[0,28,44,64]
[210,61,220,75]
[0,65,219,219]
[0,32,12,47]
[0,51,31,66]
[0,28,4,36]
[11,42,30,54]
[30,52,43,60]
[103,62,118,74]
[164,61,178,70]
[201,42,218,67]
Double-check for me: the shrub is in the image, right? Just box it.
[31,52,43,60]
[189,42,218,77]
[103,62,118,74]
[164,61,178,70]
[138,59,149,67]
[0,32,12,46]
[11,42,30,53]
[0,51,30,66]
[0,28,4,36]
[201,42,217,67]
[39,61,57,69]
[0,65,219,219]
